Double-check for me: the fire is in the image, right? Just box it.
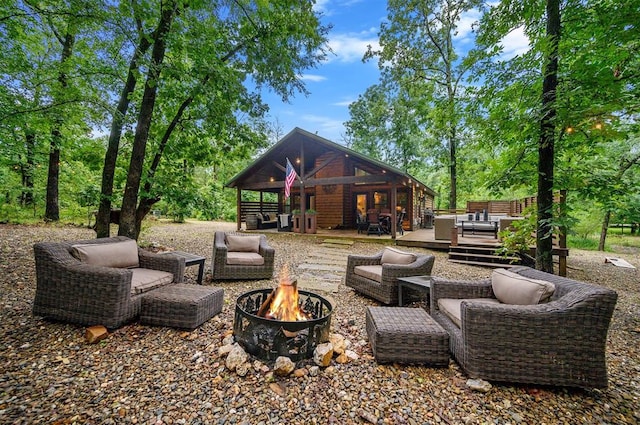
[264,265,311,321]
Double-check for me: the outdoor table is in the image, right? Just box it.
[161,250,206,284]
[397,275,432,310]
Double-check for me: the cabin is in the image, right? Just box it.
[226,127,436,238]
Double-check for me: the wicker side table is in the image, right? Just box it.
[141,284,224,330]
[366,306,449,366]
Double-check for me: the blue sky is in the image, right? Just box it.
[261,0,387,144]
[260,0,530,144]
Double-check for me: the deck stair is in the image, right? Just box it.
[448,244,521,268]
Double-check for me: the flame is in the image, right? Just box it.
[267,265,311,321]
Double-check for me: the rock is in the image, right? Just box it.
[218,344,234,357]
[269,382,285,396]
[329,333,346,355]
[313,342,333,367]
[345,349,359,361]
[293,368,308,378]
[335,353,349,364]
[84,325,108,344]
[225,344,248,371]
[358,408,378,424]
[309,366,320,376]
[236,362,249,377]
[467,378,492,392]
[273,356,295,376]
[222,334,235,345]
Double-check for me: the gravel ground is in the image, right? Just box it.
[1,220,639,425]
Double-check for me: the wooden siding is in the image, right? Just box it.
[315,153,346,229]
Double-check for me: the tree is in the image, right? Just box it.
[363,0,485,209]
[474,0,639,271]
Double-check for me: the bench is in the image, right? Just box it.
[460,220,498,238]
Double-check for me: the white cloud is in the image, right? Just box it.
[327,32,380,63]
[300,74,328,82]
[500,26,530,60]
[332,98,355,107]
[455,9,482,41]
[300,114,346,140]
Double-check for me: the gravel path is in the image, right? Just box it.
[1,221,639,424]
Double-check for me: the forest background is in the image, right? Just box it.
[1,0,638,256]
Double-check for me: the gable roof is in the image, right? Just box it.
[226,127,435,196]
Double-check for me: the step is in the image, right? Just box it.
[450,246,500,255]
[448,252,519,262]
[322,239,354,246]
[448,259,519,268]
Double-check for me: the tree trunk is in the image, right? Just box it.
[21,130,36,206]
[119,2,177,239]
[598,210,610,251]
[536,0,560,273]
[44,30,75,222]
[95,36,152,238]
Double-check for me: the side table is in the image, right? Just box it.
[161,251,206,284]
[397,275,432,310]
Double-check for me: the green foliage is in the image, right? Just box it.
[496,209,536,258]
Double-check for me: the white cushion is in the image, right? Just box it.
[226,235,261,253]
[226,252,265,265]
[71,240,139,268]
[380,247,416,265]
[353,265,383,283]
[438,298,501,328]
[130,268,174,295]
[491,268,556,305]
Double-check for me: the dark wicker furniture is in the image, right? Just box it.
[33,236,185,329]
[345,251,435,305]
[141,284,224,330]
[366,306,449,365]
[211,231,275,280]
[430,266,618,388]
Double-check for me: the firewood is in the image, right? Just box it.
[257,288,276,317]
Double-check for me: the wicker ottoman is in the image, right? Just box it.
[141,284,224,330]
[366,306,449,366]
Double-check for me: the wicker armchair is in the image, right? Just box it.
[430,266,618,388]
[211,231,275,280]
[33,236,185,329]
[346,248,435,305]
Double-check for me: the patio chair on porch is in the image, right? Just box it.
[366,209,382,236]
[356,210,368,234]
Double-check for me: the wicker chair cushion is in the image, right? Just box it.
[354,265,383,283]
[438,298,501,328]
[492,268,555,305]
[381,247,416,265]
[130,268,174,295]
[71,240,139,268]
[226,235,261,253]
[226,252,265,265]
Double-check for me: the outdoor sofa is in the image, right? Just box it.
[430,266,618,388]
[256,212,277,229]
[33,236,185,329]
[346,247,435,305]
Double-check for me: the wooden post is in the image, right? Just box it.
[237,188,242,231]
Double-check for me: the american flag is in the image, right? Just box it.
[284,158,297,199]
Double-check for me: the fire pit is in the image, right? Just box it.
[233,279,333,361]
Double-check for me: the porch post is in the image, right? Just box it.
[300,143,306,233]
[237,188,241,231]
[391,181,397,240]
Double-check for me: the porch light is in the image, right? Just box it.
[296,158,301,164]
[269,177,274,182]
[566,126,574,134]
[382,170,386,173]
